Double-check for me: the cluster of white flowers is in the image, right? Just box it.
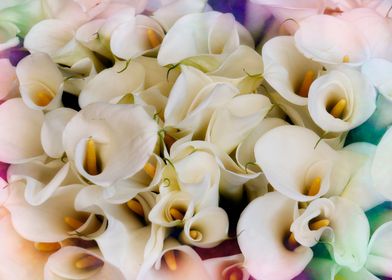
[0,0,391,279]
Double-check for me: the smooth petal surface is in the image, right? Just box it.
[308,67,376,132]
[5,182,84,242]
[371,126,392,200]
[206,94,272,154]
[180,207,229,248]
[362,58,392,101]
[294,15,369,65]
[0,59,19,100]
[262,36,322,106]
[255,125,337,201]
[237,192,313,280]
[63,103,158,187]
[41,108,78,158]
[0,98,44,164]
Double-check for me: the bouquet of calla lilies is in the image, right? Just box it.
[0,0,392,279]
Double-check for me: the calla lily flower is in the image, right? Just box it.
[78,60,145,107]
[0,98,44,164]
[255,125,337,201]
[307,66,377,133]
[16,52,64,110]
[262,36,323,106]
[0,208,50,279]
[290,197,369,271]
[44,246,126,280]
[138,238,211,280]
[170,140,259,200]
[63,103,158,187]
[152,0,207,31]
[237,192,313,280]
[164,65,239,139]
[41,108,78,159]
[157,11,254,71]
[307,221,392,279]
[0,58,19,101]
[0,21,20,51]
[75,185,149,280]
[111,12,165,60]
[4,182,93,242]
[203,254,250,280]
[179,206,229,248]
[7,158,83,206]
[206,93,272,154]
[331,143,385,210]
[102,155,164,203]
[294,14,369,65]
[362,58,392,101]
[251,0,325,33]
[371,126,392,201]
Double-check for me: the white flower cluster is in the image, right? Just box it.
[0,0,391,279]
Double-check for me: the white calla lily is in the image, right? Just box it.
[170,140,258,200]
[7,158,83,206]
[371,126,392,200]
[44,246,126,280]
[0,98,44,164]
[4,182,84,242]
[78,60,145,107]
[24,19,75,57]
[308,67,376,133]
[255,125,337,201]
[173,150,220,208]
[103,155,163,203]
[262,36,323,106]
[75,185,148,280]
[138,238,211,280]
[16,52,64,110]
[362,58,392,101]
[291,197,369,271]
[237,192,313,280]
[157,11,253,70]
[366,221,392,277]
[164,65,238,139]
[41,108,78,159]
[148,191,194,227]
[63,103,158,187]
[180,206,228,248]
[336,143,385,210]
[152,0,207,31]
[111,13,165,60]
[206,94,272,154]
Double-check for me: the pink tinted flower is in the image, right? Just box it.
[0,59,19,101]
[0,208,50,279]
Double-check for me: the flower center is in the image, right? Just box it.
[147,28,161,49]
[64,216,85,230]
[309,218,330,230]
[224,267,243,280]
[34,242,61,252]
[328,99,347,119]
[143,162,156,178]
[84,138,101,175]
[34,90,53,107]
[297,70,315,98]
[306,177,321,196]
[189,229,202,240]
[75,254,104,270]
[342,55,350,63]
[163,250,178,271]
[127,199,144,217]
[169,207,185,221]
